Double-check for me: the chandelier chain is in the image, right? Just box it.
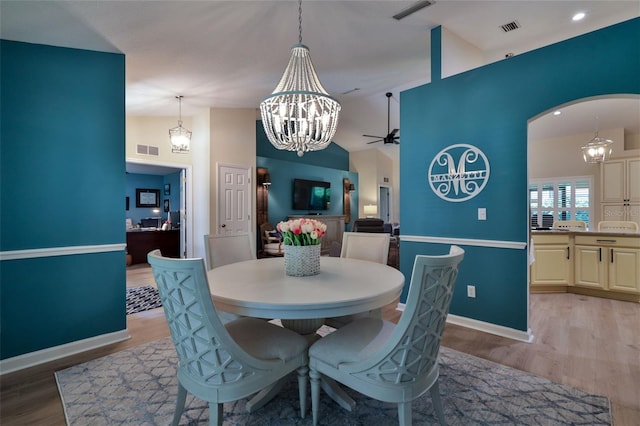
[298,0,303,44]
[169,95,191,153]
[259,0,341,156]
[176,95,183,124]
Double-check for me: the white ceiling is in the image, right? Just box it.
[2,0,639,157]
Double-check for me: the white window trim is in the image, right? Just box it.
[530,175,594,229]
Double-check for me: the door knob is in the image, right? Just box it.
[221,224,226,228]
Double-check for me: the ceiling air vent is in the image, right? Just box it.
[393,1,434,20]
[136,144,159,156]
[500,20,521,32]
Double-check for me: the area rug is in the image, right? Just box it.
[55,337,610,425]
[125,285,162,315]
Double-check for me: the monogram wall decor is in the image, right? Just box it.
[427,144,490,202]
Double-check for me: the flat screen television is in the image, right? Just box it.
[292,179,331,210]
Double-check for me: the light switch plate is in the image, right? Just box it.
[478,208,487,220]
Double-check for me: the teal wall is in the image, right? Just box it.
[256,156,358,226]
[125,172,181,226]
[256,121,350,171]
[256,120,357,229]
[0,40,126,359]
[400,19,640,332]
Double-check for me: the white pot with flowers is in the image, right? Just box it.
[277,218,327,276]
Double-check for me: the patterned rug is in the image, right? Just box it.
[125,285,162,315]
[55,337,611,425]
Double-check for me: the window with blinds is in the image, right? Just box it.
[529,176,593,229]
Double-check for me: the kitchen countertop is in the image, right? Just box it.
[531,229,639,238]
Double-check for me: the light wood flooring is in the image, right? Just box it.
[1,265,638,425]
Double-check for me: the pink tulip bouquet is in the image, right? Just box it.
[277,218,327,246]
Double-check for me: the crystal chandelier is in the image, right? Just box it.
[169,95,191,153]
[581,129,613,163]
[259,0,341,157]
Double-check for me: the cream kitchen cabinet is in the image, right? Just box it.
[530,234,573,289]
[601,157,640,228]
[601,157,640,202]
[574,235,640,295]
[601,203,640,228]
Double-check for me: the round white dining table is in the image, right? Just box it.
[207,256,404,412]
[207,256,405,321]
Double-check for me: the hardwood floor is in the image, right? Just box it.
[1,265,638,425]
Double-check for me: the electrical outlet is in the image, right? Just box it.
[467,285,476,298]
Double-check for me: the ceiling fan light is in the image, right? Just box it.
[363,92,400,145]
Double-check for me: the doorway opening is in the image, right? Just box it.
[125,160,193,261]
[378,185,392,224]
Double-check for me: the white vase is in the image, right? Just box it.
[284,244,321,277]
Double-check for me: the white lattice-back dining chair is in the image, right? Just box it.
[203,233,257,323]
[324,232,391,329]
[552,220,587,231]
[597,220,639,233]
[309,245,464,426]
[204,232,256,270]
[340,231,390,264]
[147,250,308,426]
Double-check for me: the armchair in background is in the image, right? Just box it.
[260,223,284,256]
[352,218,385,233]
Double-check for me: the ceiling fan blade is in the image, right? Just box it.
[364,93,400,146]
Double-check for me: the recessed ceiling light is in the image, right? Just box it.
[572,12,586,22]
[553,110,562,116]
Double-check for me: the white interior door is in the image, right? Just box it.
[218,164,251,234]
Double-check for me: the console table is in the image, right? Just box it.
[126,229,180,264]
[288,215,345,255]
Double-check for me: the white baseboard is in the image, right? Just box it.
[395,303,533,343]
[0,329,131,375]
[446,314,534,343]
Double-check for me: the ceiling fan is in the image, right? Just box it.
[363,92,400,145]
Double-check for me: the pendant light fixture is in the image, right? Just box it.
[581,126,613,164]
[169,95,191,153]
[259,0,341,157]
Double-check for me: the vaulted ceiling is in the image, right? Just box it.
[2,1,638,156]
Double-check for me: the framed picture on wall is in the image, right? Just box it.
[136,188,160,208]
[164,199,170,212]
[164,183,171,196]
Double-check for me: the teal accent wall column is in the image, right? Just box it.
[0,41,126,359]
[400,19,639,332]
[431,26,441,82]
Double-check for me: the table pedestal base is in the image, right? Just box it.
[281,318,324,344]
[246,377,288,413]
[320,376,356,411]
